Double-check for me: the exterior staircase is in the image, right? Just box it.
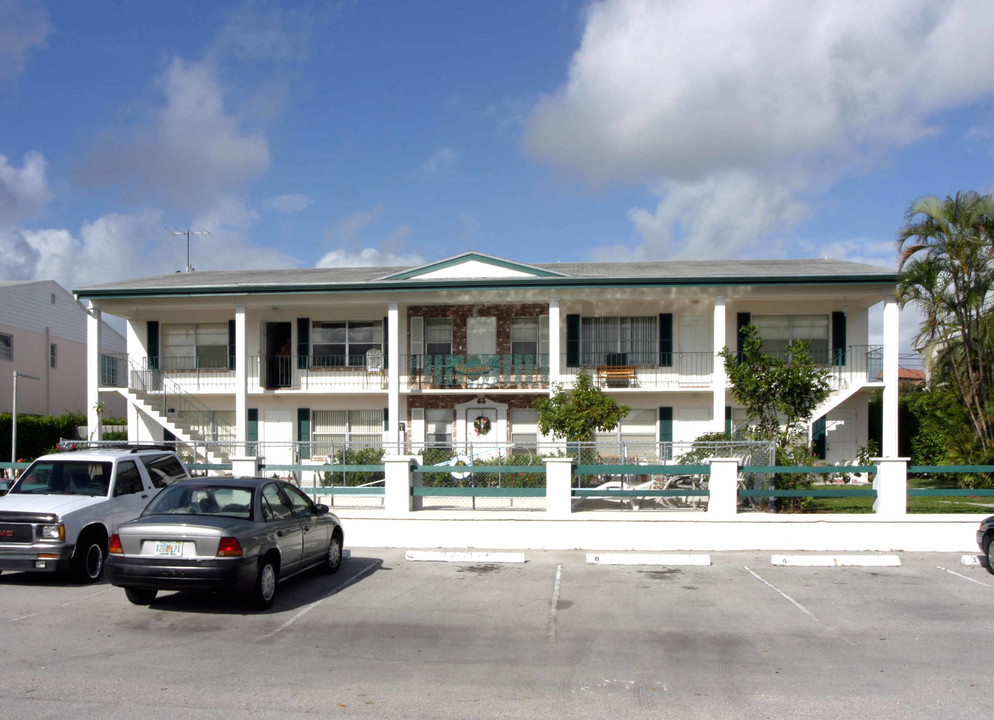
[122,364,235,465]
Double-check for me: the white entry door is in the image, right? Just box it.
[263,410,294,466]
[679,315,711,385]
[464,406,498,451]
[825,409,856,463]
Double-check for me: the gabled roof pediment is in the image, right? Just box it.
[379,252,564,281]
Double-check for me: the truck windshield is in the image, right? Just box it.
[10,461,113,497]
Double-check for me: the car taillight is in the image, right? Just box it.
[108,534,123,555]
[216,537,243,557]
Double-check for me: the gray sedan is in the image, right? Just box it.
[105,477,343,609]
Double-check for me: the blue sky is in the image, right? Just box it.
[1,0,993,348]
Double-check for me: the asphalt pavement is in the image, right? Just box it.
[0,550,991,719]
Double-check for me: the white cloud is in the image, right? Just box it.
[624,173,811,259]
[265,193,313,216]
[210,1,315,63]
[329,205,385,243]
[525,0,994,259]
[420,147,458,174]
[0,151,50,224]
[316,248,424,269]
[75,57,270,214]
[0,0,48,84]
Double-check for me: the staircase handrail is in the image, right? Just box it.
[128,359,235,443]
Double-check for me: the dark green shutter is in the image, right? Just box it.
[247,409,258,455]
[147,321,159,370]
[658,314,673,367]
[297,408,310,459]
[812,416,827,460]
[566,314,580,367]
[228,319,236,370]
[383,316,389,368]
[832,311,846,367]
[297,318,309,369]
[659,407,673,460]
[736,313,751,359]
[383,407,388,431]
[725,406,732,436]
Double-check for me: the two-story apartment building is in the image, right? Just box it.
[74,253,900,464]
[0,280,125,418]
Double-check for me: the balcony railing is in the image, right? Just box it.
[113,345,887,395]
[403,354,549,390]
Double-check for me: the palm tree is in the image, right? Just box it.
[896,191,994,456]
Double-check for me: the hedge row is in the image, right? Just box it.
[0,412,86,461]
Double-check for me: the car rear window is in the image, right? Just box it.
[143,484,253,520]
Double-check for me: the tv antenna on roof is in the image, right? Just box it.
[166,228,211,272]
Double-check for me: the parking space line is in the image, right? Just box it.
[263,559,380,639]
[548,563,562,643]
[744,566,818,621]
[937,566,994,588]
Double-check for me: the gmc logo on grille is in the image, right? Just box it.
[0,530,13,538]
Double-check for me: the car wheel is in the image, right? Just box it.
[323,532,343,574]
[986,536,994,575]
[71,535,106,584]
[252,557,279,609]
[124,587,157,605]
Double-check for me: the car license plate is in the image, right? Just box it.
[154,541,183,557]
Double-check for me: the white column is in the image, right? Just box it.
[544,456,574,518]
[548,297,561,386]
[388,301,400,451]
[235,304,248,453]
[882,295,899,457]
[706,457,739,518]
[712,296,727,433]
[383,454,417,516]
[872,457,908,517]
[86,302,102,441]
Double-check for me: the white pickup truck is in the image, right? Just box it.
[0,446,190,583]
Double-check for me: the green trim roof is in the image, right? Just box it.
[75,255,895,299]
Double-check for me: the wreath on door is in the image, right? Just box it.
[473,415,492,436]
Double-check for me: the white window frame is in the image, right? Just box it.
[161,322,229,369]
[312,409,383,453]
[580,316,657,366]
[311,320,384,367]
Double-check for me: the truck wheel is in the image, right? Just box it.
[71,534,106,584]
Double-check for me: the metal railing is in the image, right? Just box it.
[128,360,236,448]
[403,354,549,391]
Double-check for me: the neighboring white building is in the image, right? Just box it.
[0,280,126,417]
[75,252,900,464]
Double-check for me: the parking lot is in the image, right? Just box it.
[1,549,992,719]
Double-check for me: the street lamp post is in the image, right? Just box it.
[12,371,40,463]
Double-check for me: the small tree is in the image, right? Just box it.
[718,325,831,510]
[533,371,629,444]
[718,325,831,450]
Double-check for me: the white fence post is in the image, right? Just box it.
[872,457,909,517]
[545,457,574,518]
[383,455,417,517]
[230,456,261,477]
[707,457,739,518]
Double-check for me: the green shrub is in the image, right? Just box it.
[0,412,86,461]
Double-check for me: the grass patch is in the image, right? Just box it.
[798,475,994,514]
